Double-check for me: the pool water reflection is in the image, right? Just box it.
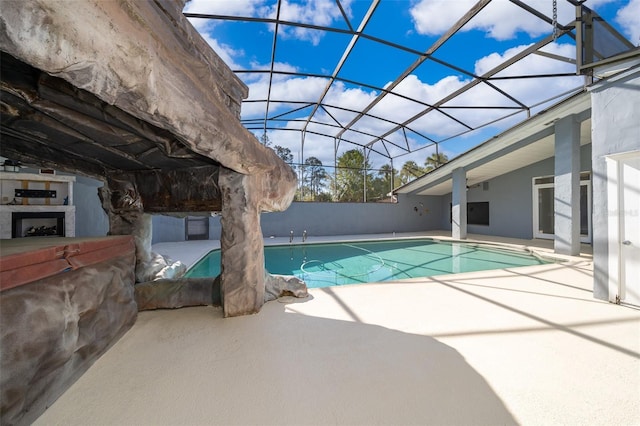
[184,239,551,288]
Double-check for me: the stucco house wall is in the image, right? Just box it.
[590,66,640,301]
[73,176,109,237]
[152,214,187,243]
[438,144,592,239]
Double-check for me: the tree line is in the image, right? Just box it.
[257,134,448,202]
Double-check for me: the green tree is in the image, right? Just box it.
[424,152,449,172]
[368,164,397,201]
[273,145,293,165]
[379,163,400,189]
[334,149,371,202]
[257,132,271,146]
[303,157,327,201]
[315,192,332,202]
[399,160,424,185]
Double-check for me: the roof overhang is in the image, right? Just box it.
[394,90,592,196]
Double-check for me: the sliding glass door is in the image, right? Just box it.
[532,173,591,243]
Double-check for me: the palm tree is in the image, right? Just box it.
[399,161,424,184]
[424,152,449,172]
[369,164,398,201]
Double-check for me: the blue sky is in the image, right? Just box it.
[185,0,639,169]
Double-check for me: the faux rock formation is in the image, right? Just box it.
[0,250,137,426]
[137,253,187,282]
[135,277,220,311]
[135,269,307,312]
[219,166,298,316]
[264,272,309,302]
[0,2,302,426]
[99,180,186,282]
[1,0,298,317]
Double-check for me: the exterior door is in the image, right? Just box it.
[534,183,555,239]
[620,156,640,306]
[533,175,591,243]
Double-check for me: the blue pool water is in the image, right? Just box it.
[184,239,551,288]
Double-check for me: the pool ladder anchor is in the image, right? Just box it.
[302,230,307,243]
[289,230,294,243]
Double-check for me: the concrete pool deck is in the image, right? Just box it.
[34,233,639,425]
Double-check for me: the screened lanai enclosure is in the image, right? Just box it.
[1,2,638,424]
[185,0,636,202]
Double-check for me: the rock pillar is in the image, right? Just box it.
[219,168,266,316]
[98,174,154,281]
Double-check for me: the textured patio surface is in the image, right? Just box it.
[34,235,639,425]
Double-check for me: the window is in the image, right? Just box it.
[449,202,490,226]
[467,202,489,225]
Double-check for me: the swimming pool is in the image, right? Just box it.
[184,238,552,288]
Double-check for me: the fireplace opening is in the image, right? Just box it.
[12,212,65,238]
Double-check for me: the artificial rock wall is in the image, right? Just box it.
[0,246,137,426]
[99,164,298,317]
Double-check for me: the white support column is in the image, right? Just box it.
[554,114,581,255]
[451,167,467,240]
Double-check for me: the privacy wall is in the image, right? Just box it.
[152,194,440,244]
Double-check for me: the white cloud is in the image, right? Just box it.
[241,39,585,166]
[262,128,340,167]
[197,33,244,69]
[433,42,582,129]
[184,0,264,18]
[184,0,265,33]
[475,42,575,76]
[260,0,353,45]
[616,0,640,45]
[183,0,264,67]
[181,0,635,172]
[186,0,353,46]
[333,42,581,141]
[241,73,330,117]
[325,82,378,115]
[394,74,466,106]
[473,42,581,101]
[357,75,469,139]
[410,0,579,40]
